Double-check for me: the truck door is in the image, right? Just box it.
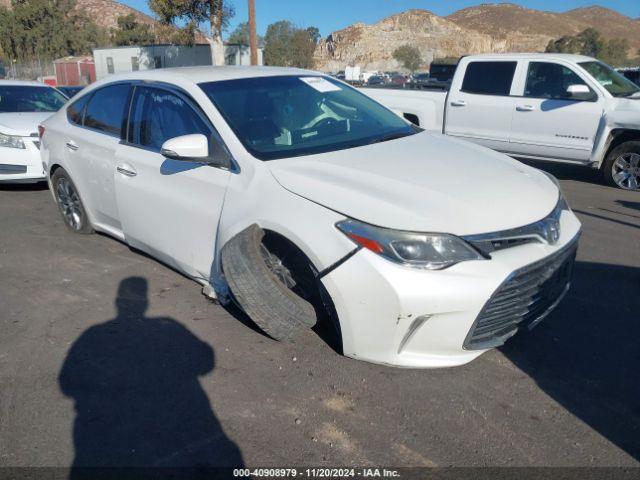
[508,61,603,162]
[445,60,518,151]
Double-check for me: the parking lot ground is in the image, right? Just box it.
[0,162,639,468]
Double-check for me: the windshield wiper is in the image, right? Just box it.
[368,131,412,145]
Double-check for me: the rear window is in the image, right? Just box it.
[83,84,131,137]
[461,61,517,96]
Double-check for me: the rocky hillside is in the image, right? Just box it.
[315,4,640,72]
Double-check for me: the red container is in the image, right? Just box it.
[54,56,96,86]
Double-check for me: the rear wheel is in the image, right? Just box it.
[221,225,320,340]
[51,168,93,234]
[603,141,640,191]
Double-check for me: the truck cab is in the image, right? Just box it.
[364,53,640,190]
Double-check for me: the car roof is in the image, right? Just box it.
[465,53,597,63]
[97,66,319,86]
[0,80,53,87]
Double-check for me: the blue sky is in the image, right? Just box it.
[122,0,640,37]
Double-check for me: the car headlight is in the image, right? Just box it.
[0,132,25,149]
[336,219,485,270]
[541,171,570,211]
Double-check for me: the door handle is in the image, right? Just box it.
[450,100,467,107]
[516,105,535,112]
[66,141,79,151]
[116,165,137,177]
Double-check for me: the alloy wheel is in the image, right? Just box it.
[56,177,83,230]
[612,153,640,190]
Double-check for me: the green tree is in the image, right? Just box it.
[227,21,263,45]
[0,0,104,62]
[546,28,631,66]
[149,0,233,61]
[111,13,155,46]
[263,20,317,68]
[393,45,422,73]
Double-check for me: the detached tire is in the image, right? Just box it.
[602,140,640,191]
[51,168,93,234]
[221,226,319,340]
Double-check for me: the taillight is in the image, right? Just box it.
[38,125,45,139]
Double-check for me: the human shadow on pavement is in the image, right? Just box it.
[501,261,640,461]
[59,277,243,476]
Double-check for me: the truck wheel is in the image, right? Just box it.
[221,225,319,340]
[51,168,93,234]
[603,141,640,191]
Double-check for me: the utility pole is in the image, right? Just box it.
[248,0,258,65]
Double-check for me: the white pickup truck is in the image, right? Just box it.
[364,53,640,191]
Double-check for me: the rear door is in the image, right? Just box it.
[114,84,231,280]
[445,60,519,151]
[508,61,603,161]
[64,83,132,232]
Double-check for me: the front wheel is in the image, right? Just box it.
[51,168,93,234]
[602,141,640,191]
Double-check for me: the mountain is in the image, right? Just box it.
[315,3,640,72]
[314,10,494,72]
[72,0,156,31]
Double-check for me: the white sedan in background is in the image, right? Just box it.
[40,67,581,368]
[0,80,67,183]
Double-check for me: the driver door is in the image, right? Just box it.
[114,84,232,281]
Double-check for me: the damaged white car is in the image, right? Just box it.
[40,67,581,368]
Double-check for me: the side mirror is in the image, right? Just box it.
[161,134,209,162]
[566,84,594,101]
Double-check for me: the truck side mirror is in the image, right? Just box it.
[566,84,595,101]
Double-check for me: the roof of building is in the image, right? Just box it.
[54,56,94,63]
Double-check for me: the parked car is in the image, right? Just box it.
[390,74,408,86]
[40,67,581,368]
[57,86,85,98]
[364,53,640,190]
[0,80,67,183]
[367,75,385,86]
[412,72,430,87]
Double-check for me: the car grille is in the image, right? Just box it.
[0,164,28,174]
[463,235,579,350]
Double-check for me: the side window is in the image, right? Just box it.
[461,61,517,96]
[83,84,131,137]
[129,87,212,152]
[131,57,139,71]
[525,62,593,100]
[106,57,114,74]
[66,94,90,125]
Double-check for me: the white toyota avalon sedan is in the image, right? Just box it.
[0,80,67,183]
[40,67,581,368]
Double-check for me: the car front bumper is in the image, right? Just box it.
[0,140,46,183]
[321,209,582,368]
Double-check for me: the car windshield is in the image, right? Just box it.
[578,61,640,97]
[0,85,68,113]
[199,75,417,160]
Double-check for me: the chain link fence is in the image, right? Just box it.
[1,58,55,81]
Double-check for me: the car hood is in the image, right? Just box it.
[268,132,559,236]
[0,112,54,136]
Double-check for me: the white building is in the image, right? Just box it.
[93,44,263,80]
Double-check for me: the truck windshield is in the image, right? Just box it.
[199,75,417,160]
[578,61,640,98]
[0,86,67,112]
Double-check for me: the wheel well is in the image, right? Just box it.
[604,129,640,162]
[261,229,344,352]
[49,163,62,179]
